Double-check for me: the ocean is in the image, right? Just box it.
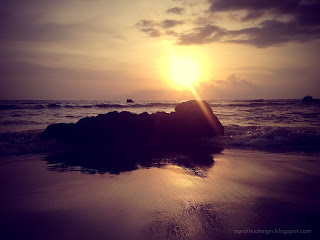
[0,99,320,240]
[1,99,319,155]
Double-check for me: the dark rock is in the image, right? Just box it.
[126,99,134,103]
[302,96,319,102]
[41,122,76,140]
[42,100,224,174]
[41,100,224,143]
[174,100,224,136]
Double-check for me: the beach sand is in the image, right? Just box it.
[0,150,319,240]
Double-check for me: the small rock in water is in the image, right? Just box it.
[302,95,319,102]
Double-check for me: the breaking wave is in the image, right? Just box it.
[1,124,319,157]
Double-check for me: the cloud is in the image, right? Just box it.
[209,0,320,26]
[177,24,225,45]
[137,0,320,48]
[225,20,320,47]
[140,28,162,37]
[166,7,185,15]
[135,19,157,28]
[195,74,257,99]
[213,74,254,88]
[136,19,184,37]
[136,19,161,37]
[240,10,265,21]
[161,19,184,28]
[166,30,178,36]
[177,19,320,47]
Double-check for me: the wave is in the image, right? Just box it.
[0,120,44,125]
[0,102,179,110]
[47,103,61,108]
[64,105,92,109]
[1,124,319,157]
[0,130,57,157]
[221,125,320,151]
[0,104,23,110]
[209,102,287,108]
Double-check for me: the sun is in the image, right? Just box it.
[170,54,200,89]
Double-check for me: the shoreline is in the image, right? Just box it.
[1,149,319,240]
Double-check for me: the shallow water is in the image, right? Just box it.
[1,150,319,240]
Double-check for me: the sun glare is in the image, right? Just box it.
[170,54,200,89]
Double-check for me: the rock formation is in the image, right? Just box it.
[41,100,224,143]
[42,100,224,174]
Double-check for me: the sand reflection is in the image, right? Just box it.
[1,150,319,240]
[44,146,218,176]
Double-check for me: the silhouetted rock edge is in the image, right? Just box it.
[41,100,224,144]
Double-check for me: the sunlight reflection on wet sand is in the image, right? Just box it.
[0,150,319,240]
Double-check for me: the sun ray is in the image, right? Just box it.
[188,84,221,133]
[167,51,219,133]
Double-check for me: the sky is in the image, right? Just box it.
[1,0,320,100]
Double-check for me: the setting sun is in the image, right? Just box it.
[170,54,200,89]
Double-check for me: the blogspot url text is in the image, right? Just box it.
[234,228,311,235]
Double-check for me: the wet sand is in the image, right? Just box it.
[0,150,319,240]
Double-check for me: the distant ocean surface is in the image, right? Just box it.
[0,99,320,155]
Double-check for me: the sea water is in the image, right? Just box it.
[0,99,320,240]
[0,99,319,155]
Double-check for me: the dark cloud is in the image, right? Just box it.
[296,1,320,26]
[179,0,320,47]
[166,7,184,15]
[136,0,320,47]
[225,20,320,47]
[161,19,184,29]
[209,0,300,14]
[177,19,320,47]
[209,0,320,26]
